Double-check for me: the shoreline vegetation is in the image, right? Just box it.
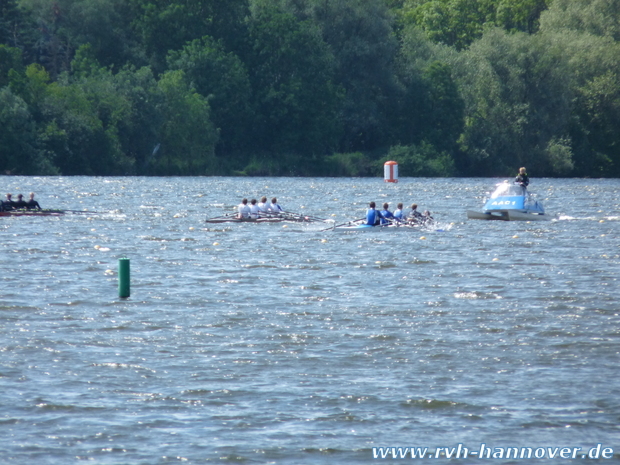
[1,0,620,178]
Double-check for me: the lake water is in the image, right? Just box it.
[1,176,619,464]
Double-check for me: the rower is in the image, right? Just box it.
[249,198,261,219]
[269,197,283,213]
[393,203,405,222]
[257,196,269,213]
[365,201,382,226]
[2,193,16,211]
[423,210,434,224]
[380,202,394,225]
[238,198,251,219]
[408,203,424,224]
[26,192,41,210]
[14,194,28,209]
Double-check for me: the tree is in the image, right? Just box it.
[302,0,399,152]
[17,0,143,74]
[382,141,456,176]
[393,25,464,171]
[571,61,620,176]
[539,0,620,41]
[539,4,620,176]
[27,50,136,175]
[112,65,163,174]
[246,1,343,156]
[402,0,497,50]
[129,0,250,73]
[167,36,253,157]
[152,70,218,175]
[453,28,574,175]
[0,87,57,174]
[0,44,23,87]
[39,77,133,175]
[495,0,550,34]
[400,0,550,50]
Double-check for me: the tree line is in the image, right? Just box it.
[1,0,619,177]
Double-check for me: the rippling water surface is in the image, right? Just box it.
[1,176,619,464]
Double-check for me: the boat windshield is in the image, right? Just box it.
[490,183,525,198]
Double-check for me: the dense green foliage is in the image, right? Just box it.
[1,0,619,177]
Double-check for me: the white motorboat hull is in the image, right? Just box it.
[467,181,551,221]
[466,210,551,221]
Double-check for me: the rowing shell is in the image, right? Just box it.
[0,209,65,217]
[205,212,325,224]
[206,216,291,224]
[331,221,435,232]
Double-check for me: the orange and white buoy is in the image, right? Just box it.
[384,161,398,183]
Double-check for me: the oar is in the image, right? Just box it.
[259,211,283,219]
[281,211,325,222]
[292,211,329,222]
[320,217,365,231]
[205,212,238,222]
[263,210,313,222]
[65,209,99,214]
[300,213,329,222]
[211,212,236,219]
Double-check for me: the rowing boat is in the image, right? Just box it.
[330,219,436,232]
[206,216,290,224]
[205,211,326,224]
[0,209,65,217]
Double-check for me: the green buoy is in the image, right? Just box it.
[119,257,130,298]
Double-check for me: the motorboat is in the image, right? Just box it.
[467,181,550,221]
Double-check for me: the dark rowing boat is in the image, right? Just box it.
[0,209,65,217]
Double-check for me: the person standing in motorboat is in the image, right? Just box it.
[515,167,529,189]
[238,198,251,219]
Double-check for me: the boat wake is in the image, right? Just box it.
[557,215,619,221]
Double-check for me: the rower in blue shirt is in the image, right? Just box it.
[366,201,383,225]
[393,203,405,222]
[380,202,394,225]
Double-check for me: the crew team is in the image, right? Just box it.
[366,201,433,226]
[1,192,41,212]
[238,197,283,219]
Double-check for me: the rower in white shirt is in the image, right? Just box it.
[238,198,251,219]
[257,196,269,213]
[249,199,261,219]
